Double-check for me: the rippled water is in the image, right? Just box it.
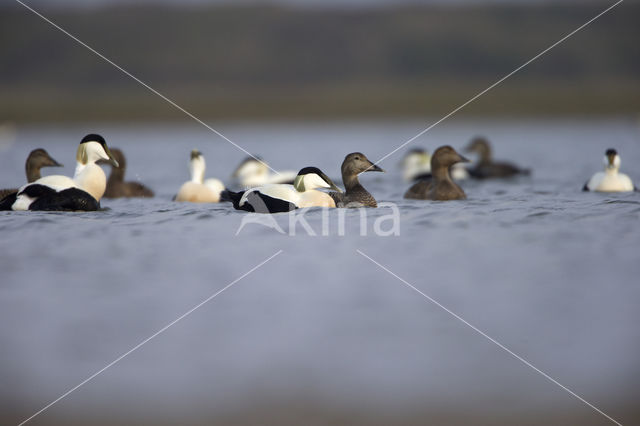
[1,118,639,425]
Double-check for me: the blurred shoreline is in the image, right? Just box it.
[2,3,638,122]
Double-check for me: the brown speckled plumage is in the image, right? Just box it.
[329,152,383,208]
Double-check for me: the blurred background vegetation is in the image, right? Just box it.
[1,1,638,122]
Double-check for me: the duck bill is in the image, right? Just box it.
[50,159,63,167]
[105,147,120,168]
[367,163,385,173]
[457,154,471,163]
[320,173,343,193]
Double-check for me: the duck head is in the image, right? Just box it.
[28,148,63,168]
[431,145,469,177]
[97,147,126,172]
[26,148,63,182]
[341,152,384,177]
[603,148,621,171]
[465,136,492,164]
[76,134,119,167]
[232,156,269,180]
[293,167,342,193]
[189,149,206,183]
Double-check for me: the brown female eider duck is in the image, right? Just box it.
[329,152,384,208]
[465,136,529,179]
[404,145,469,201]
[0,148,62,200]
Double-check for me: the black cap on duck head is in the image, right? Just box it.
[342,152,385,175]
[298,166,324,176]
[190,149,202,160]
[77,133,118,167]
[431,145,469,169]
[295,166,342,192]
[81,133,107,147]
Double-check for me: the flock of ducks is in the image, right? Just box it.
[0,133,637,213]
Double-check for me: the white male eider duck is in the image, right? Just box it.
[465,136,530,179]
[401,148,432,182]
[222,167,342,213]
[329,152,384,208]
[0,134,118,211]
[0,148,63,200]
[404,146,469,201]
[583,148,636,192]
[232,156,298,188]
[101,148,154,198]
[174,149,225,203]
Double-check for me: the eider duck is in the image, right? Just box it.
[583,148,636,192]
[329,152,384,208]
[404,146,469,201]
[101,148,154,198]
[174,150,225,203]
[232,156,298,188]
[222,167,342,213]
[465,136,529,179]
[0,134,118,211]
[0,148,62,200]
[401,148,432,182]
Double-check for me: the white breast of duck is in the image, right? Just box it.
[585,149,635,192]
[12,134,118,210]
[175,150,225,202]
[239,167,342,212]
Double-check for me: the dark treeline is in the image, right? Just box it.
[1,2,638,121]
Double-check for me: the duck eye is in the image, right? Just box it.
[355,156,360,160]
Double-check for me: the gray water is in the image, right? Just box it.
[1,117,639,425]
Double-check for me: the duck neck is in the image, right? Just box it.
[605,166,619,176]
[25,161,41,183]
[478,147,492,165]
[190,161,205,184]
[73,161,107,201]
[432,165,452,182]
[343,172,363,193]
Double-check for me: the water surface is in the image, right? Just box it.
[1,117,639,425]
